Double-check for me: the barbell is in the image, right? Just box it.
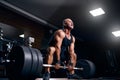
[6,46,96,78]
[43,64,84,70]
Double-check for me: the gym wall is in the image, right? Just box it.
[0,6,50,49]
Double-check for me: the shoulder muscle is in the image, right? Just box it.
[54,29,65,38]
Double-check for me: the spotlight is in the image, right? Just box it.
[89,8,105,17]
[112,30,120,37]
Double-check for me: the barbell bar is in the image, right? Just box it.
[5,60,84,70]
[5,59,84,70]
[43,64,84,70]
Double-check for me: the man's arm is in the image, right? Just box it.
[54,30,65,63]
[69,36,76,66]
[69,36,75,54]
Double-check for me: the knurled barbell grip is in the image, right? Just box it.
[43,64,84,70]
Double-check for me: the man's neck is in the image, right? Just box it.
[63,28,71,35]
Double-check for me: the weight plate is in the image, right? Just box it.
[34,49,43,76]
[28,47,38,75]
[75,59,96,78]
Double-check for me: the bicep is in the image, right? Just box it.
[54,31,64,49]
[55,35,63,48]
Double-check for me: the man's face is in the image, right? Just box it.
[63,18,74,30]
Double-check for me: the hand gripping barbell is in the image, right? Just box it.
[6,46,96,79]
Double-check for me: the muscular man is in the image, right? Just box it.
[43,18,79,80]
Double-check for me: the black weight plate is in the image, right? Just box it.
[7,46,32,76]
[75,59,96,78]
[28,47,38,75]
[20,46,32,76]
[34,49,43,76]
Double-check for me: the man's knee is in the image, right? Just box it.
[47,46,56,55]
[47,47,55,53]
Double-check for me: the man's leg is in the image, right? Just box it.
[67,53,80,79]
[43,47,55,80]
[45,47,56,72]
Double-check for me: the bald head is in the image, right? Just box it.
[63,18,74,30]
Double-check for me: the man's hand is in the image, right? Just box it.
[55,63,61,69]
[67,64,74,71]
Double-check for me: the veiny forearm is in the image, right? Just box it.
[55,46,61,62]
[69,51,76,66]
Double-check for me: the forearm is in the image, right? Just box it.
[69,51,76,66]
[55,46,61,63]
[69,52,74,63]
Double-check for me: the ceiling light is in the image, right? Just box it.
[112,30,120,37]
[19,34,24,38]
[89,8,105,17]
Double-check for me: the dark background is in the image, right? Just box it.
[1,0,120,78]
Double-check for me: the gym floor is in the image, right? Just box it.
[0,77,118,80]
